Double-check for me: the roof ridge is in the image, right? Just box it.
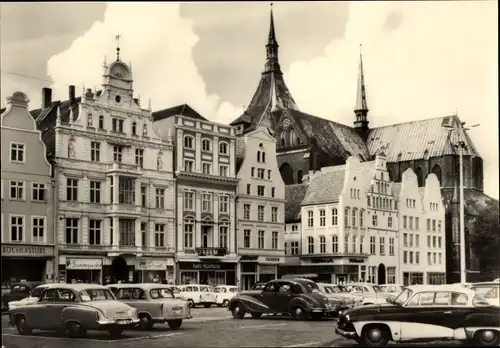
[371,115,456,129]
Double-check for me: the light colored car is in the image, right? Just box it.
[214,285,238,307]
[8,284,50,310]
[178,284,216,308]
[106,283,191,330]
[471,281,500,307]
[378,284,404,295]
[8,283,139,338]
[321,284,362,308]
[344,282,390,305]
[316,283,353,313]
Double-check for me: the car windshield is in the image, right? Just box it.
[79,289,115,302]
[350,286,365,293]
[473,294,493,307]
[31,287,47,297]
[149,288,175,299]
[303,281,320,293]
[472,286,499,299]
[394,288,413,305]
[323,286,340,294]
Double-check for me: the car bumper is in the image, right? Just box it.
[335,327,359,340]
[97,318,140,328]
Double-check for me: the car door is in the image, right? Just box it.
[259,282,278,311]
[275,282,294,313]
[35,288,63,329]
[47,288,77,329]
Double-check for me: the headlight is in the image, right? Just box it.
[345,314,350,321]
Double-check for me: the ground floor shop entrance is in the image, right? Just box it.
[60,257,103,284]
[178,262,237,286]
[1,245,55,284]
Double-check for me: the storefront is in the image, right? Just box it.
[178,261,237,286]
[239,255,258,290]
[1,244,55,283]
[59,257,103,284]
[257,256,282,283]
[136,259,175,284]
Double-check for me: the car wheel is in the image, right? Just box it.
[361,325,389,346]
[231,303,246,319]
[67,321,86,338]
[138,314,154,330]
[310,312,324,321]
[222,300,229,307]
[187,299,195,308]
[250,312,262,319]
[167,319,182,329]
[15,316,32,335]
[290,306,307,321]
[474,330,499,346]
[108,327,124,337]
[204,303,212,308]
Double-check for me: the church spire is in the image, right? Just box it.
[354,44,369,133]
[264,3,281,74]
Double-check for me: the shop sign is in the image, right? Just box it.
[2,244,54,257]
[193,263,221,270]
[349,258,365,264]
[259,265,277,274]
[136,259,167,271]
[258,256,283,264]
[310,257,335,264]
[179,262,236,271]
[66,258,102,270]
[240,255,258,262]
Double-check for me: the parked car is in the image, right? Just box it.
[214,285,239,307]
[2,282,45,311]
[106,283,191,330]
[317,283,362,308]
[471,281,500,307]
[315,283,351,314]
[378,284,404,295]
[336,284,500,346]
[8,283,139,338]
[7,284,51,310]
[344,282,391,305]
[178,284,216,308]
[227,279,334,320]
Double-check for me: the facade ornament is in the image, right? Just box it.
[68,106,74,125]
[56,106,62,125]
[157,151,163,171]
[68,139,76,159]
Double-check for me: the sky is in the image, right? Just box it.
[1,1,498,198]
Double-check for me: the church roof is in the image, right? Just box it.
[301,166,346,206]
[285,183,309,223]
[152,103,207,122]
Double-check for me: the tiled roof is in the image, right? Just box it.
[367,115,480,162]
[153,103,207,122]
[285,183,308,223]
[301,166,346,206]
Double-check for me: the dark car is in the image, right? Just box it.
[335,285,500,347]
[227,279,334,320]
[1,282,44,311]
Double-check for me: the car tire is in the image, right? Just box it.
[231,303,246,319]
[222,300,229,307]
[108,327,124,337]
[204,303,212,308]
[187,299,195,308]
[167,319,182,329]
[474,329,499,346]
[67,321,86,338]
[361,325,389,346]
[138,314,154,330]
[15,316,32,335]
[250,312,262,319]
[290,306,307,321]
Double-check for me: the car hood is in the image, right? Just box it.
[345,303,399,316]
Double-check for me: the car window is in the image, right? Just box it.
[264,283,277,292]
[200,286,209,292]
[80,289,115,302]
[278,283,291,293]
[11,285,23,293]
[396,288,413,305]
[473,286,499,299]
[451,292,468,305]
[407,293,421,306]
[40,289,58,301]
[183,286,191,292]
[132,288,147,300]
[150,288,175,299]
[351,286,364,293]
[191,286,199,292]
[229,288,238,293]
[434,292,451,305]
[473,294,492,307]
[56,289,77,302]
[322,286,333,294]
[115,288,133,300]
[31,287,46,297]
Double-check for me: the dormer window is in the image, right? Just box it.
[202,139,212,152]
[98,115,104,129]
[142,124,148,136]
[87,114,93,127]
[184,135,194,149]
[219,142,228,155]
[132,122,137,135]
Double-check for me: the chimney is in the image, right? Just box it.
[69,85,76,105]
[42,87,52,109]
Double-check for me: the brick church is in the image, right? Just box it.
[230,8,499,283]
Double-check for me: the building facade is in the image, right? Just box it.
[235,127,286,290]
[32,52,176,284]
[1,92,55,283]
[153,105,239,286]
[396,169,446,285]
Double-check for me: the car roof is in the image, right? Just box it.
[41,283,109,291]
[12,281,45,287]
[379,284,403,287]
[106,283,173,290]
[347,283,378,286]
[471,281,500,286]
[405,284,477,295]
[214,285,237,288]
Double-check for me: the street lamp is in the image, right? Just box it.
[443,120,480,284]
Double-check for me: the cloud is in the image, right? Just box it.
[286,1,498,198]
[47,2,237,123]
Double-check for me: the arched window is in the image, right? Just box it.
[98,115,104,129]
[307,236,314,254]
[219,142,228,155]
[262,152,266,162]
[184,135,194,149]
[280,132,287,147]
[344,207,350,227]
[132,122,137,135]
[202,139,211,152]
[472,157,483,189]
[257,151,261,162]
[87,114,93,127]
[415,167,424,187]
[431,164,442,185]
[279,163,294,185]
[142,124,148,136]
[297,170,304,184]
[360,209,365,228]
[289,129,296,147]
[352,208,357,227]
[367,196,371,206]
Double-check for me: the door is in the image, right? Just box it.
[259,282,278,312]
[44,288,75,329]
[275,282,294,313]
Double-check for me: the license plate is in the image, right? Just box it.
[116,319,132,325]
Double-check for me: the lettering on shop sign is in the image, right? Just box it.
[349,258,364,263]
[2,245,53,257]
[136,259,167,271]
[257,256,283,264]
[310,257,335,264]
[66,258,103,270]
[240,255,258,262]
[192,263,221,270]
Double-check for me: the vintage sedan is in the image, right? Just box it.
[378,284,404,295]
[214,285,239,307]
[178,284,216,308]
[107,283,191,330]
[336,284,500,346]
[8,284,50,310]
[471,281,500,307]
[8,283,139,337]
[316,283,351,314]
[345,282,390,305]
[228,279,334,320]
[2,282,44,311]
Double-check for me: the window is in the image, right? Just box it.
[90,141,100,162]
[184,159,194,172]
[427,218,431,231]
[370,236,376,254]
[332,235,339,253]
[359,236,364,254]
[135,149,144,167]
[9,181,24,200]
[184,220,194,248]
[387,267,396,284]
[332,208,338,225]
[272,231,278,249]
[308,236,314,254]
[257,168,265,179]
[219,142,228,155]
[257,151,261,162]
[319,209,326,226]
[319,236,326,253]
[10,215,24,242]
[344,207,350,226]
[32,183,45,202]
[432,219,436,232]
[257,205,264,221]
[360,209,365,227]
[66,179,78,201]
[379,237,385,254]
[404,251,408,264]
[202,193,212,212]
[290,241,299,255]
[98,115,104,129]
[65,218,78,244]
[257,185,265,196]
[243,230,251,248]
[352,236,357,253]
[112,118,124,132]
[307,211,314,227]
[141,186,147,207]
[119,219,135,246]
[372,214,378,226]
[389,237,395,255]
[119,178,135,204]
[132,122,137,135]
[271,207,278,222]
[90,181,101,203]
[219,195,229,213]
[437,220,442,232]
[219,226,228,249]
[155,224,165,247]
[271,187,275,197]
[251,167,255,177]
[184,135,194,149]
[113,145,123,162]
[415,217,420,230]
[220,165,228,177]
[415,251,420,264]
[416,235,420,247]
[403,216,407,228]
[142,124,148,136]
[344,235,349,253]
[268,170,271,179]
[202,162,211,175]
[352,208,357,227]
[32,217,45,243]
[243,204,251,219]
[89,220,101,245]
[246,184,251,194]
[386,216,393,228]
[87,114,93,127]
[258,231,265,249]
[10,143,25,163]
[409,216,414,229]
[438,237,442,248]
[155,188,165,208]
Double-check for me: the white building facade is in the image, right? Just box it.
[153,106,239,286]
[45,53,176,284]
[235,127,286,290]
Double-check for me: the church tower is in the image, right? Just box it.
[353,45,369,137]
